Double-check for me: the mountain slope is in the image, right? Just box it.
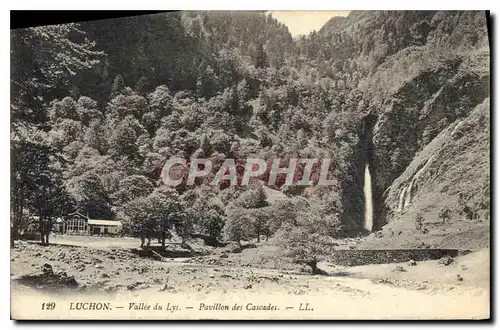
[359,97,490,249]
[312,11,490,239]
[11,11,490,250]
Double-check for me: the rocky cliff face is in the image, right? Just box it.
[369,48,490,230]
[360,98,490,249]
[318,11,490,245]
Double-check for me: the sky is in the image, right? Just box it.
[269,11,351,37]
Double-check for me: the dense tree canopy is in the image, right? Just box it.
[11,11,489,250]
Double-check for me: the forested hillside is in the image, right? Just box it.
[11,11,490,259]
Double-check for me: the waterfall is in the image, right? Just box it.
[404,180,413,208]
[397,186,407,212]
[363,163,374,232]
[400,155,435,212]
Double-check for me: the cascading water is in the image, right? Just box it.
[363,163,374,232]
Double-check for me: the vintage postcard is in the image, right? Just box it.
[10,10,490,320]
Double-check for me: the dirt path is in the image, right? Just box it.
[10,241,490,320]
[11,269,489,320]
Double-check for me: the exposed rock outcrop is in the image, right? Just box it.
[360,98,490,249]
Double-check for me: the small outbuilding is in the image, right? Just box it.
[88,219,122,235]
[63,212,122,236]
